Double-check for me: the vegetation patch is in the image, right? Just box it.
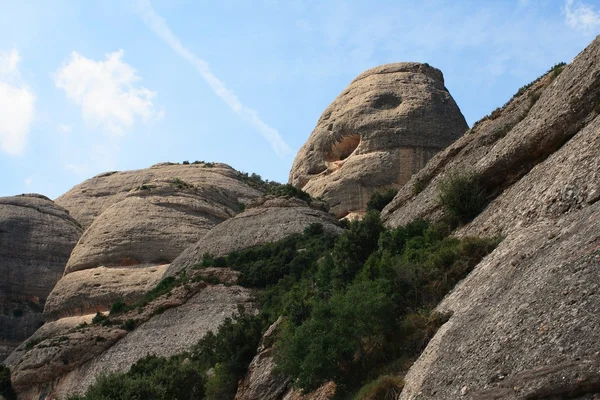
[75,212,500,399]
[438,171,487,225]
[0,365,15,400]
[353,375,404,400]
[367,188,398,212]
[170,178,193,190]
[238,172,282,192]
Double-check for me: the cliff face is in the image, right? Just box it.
[289,62,468,218]
[0,194,82,361]
[379,36,600,399]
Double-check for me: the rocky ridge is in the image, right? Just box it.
[289,62,468,218]
[379,37,600,399]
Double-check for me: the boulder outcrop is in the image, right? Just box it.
[45,164,263,320]
[8,277,254,398]
[289,62,468,217]
[167,196,342,276]
[379,37,600,399]
[55,162,261,229]
[0,194,82,360]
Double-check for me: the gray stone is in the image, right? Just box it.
[290,62,468,217]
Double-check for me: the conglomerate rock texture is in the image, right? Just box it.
[167,196,343,276]
[45,163,262,320]
[383,36,600,399]
[0,194,82,361]
[289,62,468,217]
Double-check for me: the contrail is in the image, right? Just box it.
[136,0,292,157]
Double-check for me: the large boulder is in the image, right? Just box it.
[382,36,600,399]
[167,196,343,276]
[55,162,261,229]
[44,164,263,320]
[289,62,468,217]
[0,194,82,360]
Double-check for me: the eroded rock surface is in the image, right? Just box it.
[44,265,168,320]
[386,37,600,399]
[401,203,600,399]
[0,194,82,360]
[45,163,263,321]
[290,62,468,217]
[56,162,261,229]
[167,196,342,276]
[382,40,600,229]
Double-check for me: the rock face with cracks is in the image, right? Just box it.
[0,194,82,361]
[45,163,262,320]
[289,62,468,217]
[383,36,600,399]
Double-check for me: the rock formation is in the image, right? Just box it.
[45,163,263,320]
[7,276,254,398]
[379,36,600,399]
[167,195,343,276]
[289,62,468,217]
[0,194,82,361]
[55,162,261,229]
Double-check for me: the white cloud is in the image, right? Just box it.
[55,50,162,135]
[58,123,72,133]
[64,163,88,176]
[24,176,33,187]
[0,49,35,156]
[136,0,292,158]
[564,0,600,32]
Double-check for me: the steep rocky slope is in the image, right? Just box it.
[290,62,468,218]
[167,195,343,276]
[0,194,82,361]
[379,36,600,399]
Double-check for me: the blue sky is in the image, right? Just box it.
[0,0,599,198]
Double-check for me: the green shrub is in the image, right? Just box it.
[12,309,24,318]
[92,312,108,325]
[110,301,126,315]
[437,171,487,224]
[366,189,398,212]
[276,280,396,391]
[238,172,281,192]
[354,375,403,400]
[412,179,424,195]
[0,365,15,400]
[121,319,137,331]
[204,363,238,400]
[170,178,193,189]
[266,183,311,203]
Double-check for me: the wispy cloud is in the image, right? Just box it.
[0,48,35,156]
[55,50,162,135]
[136,0,292,157]
[564,0,600,32]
